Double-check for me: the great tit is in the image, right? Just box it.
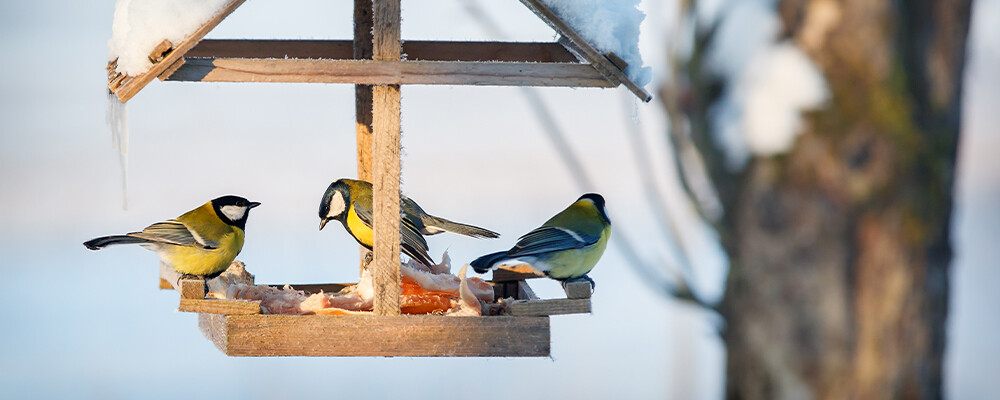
[318,178,499,267]
[83,195,260,279]
[470,193,610,287]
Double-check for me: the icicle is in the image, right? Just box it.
[630,95,640,126]
[105,92,129,210]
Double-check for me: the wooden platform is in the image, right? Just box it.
[160,262,589,357]
[199,313,549,357]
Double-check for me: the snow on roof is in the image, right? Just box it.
[108,0,231,76]
[539,0,651,87]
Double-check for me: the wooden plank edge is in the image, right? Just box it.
[563,280,593,299]
[187,39,580,63]
[180,298,261,315]
[509,298,591,316]
[215,314,550,357]
[165,58,615,88]
[111,0,247,102]
[521,0,652,102]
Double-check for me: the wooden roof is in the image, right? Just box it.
[106,0,652,103]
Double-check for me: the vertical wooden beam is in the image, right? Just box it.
[371,0,402,316]
[354,0,374,272]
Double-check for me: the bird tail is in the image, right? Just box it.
[470,251,509,274]
[83,235,150,250]
[422,216,500,239]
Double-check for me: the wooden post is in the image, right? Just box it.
[354,0,374,272]
[370,0,402,316]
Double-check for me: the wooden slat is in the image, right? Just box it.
[492,264,546,282]
[186,40,580,63]
[157,57,186,81]
[518,0,651,102]
[563,280,593,299]
[371,0,402,316]
[179,298,261,315]
[509,298,591,316]
[166,58,613,87]
[198,314,551,357]
[110,0,246,102]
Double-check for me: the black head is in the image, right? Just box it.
[319,180,350,230]
[578,193,610,224]
[211,195,260,229]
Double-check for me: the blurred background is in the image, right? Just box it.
[0,0,995,398]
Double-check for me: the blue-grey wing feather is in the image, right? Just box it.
[507,227,598,257]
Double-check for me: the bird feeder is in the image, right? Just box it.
[109,0,649,357]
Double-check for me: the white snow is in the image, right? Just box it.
[108,0,231,76]
[706,0,828,169]
[540,0,652,87]
[105,92,129,209]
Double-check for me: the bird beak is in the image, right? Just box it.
[319,218,329,231]
[248,201,261,209]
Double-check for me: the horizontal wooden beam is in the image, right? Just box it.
[199,313,551,357]
[179,298,261,315]
[166,58,615,87]
[509,298,591,316]
[187,39,580,63]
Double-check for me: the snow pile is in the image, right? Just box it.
[108,0,231,75]
[706,0,828,169]
[540,0,652,87]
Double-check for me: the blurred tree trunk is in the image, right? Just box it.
[671,0,972,398]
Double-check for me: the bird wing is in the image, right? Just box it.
[506,226,599,257]
[131,220,218,249]
[352,201,432,257]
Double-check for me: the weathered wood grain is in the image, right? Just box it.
[179,298,261,315]
[198,314,551,357]
[165,58,613,87]
[371,0,402,316]
[519,0,651,102]
[563,280,593,299]
[509,298,591,316]
[185,39,579,63]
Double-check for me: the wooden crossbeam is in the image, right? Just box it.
[185,40,580,63]
[165,58,614,87]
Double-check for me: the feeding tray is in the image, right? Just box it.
[159,263,591,357]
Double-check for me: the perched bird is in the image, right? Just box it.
[83,195,260,279]
[318,178,499,267]
[470,193,611,288]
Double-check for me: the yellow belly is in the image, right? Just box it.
[544,226,610,279]
[346,206,374,248]
[158,230,244,276]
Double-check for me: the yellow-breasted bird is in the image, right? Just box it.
[318,178,499,267]
[83,195,260,279]
[470,193,610,288]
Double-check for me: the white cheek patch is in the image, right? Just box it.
[328,191,347,218]
[220,205,248,222]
